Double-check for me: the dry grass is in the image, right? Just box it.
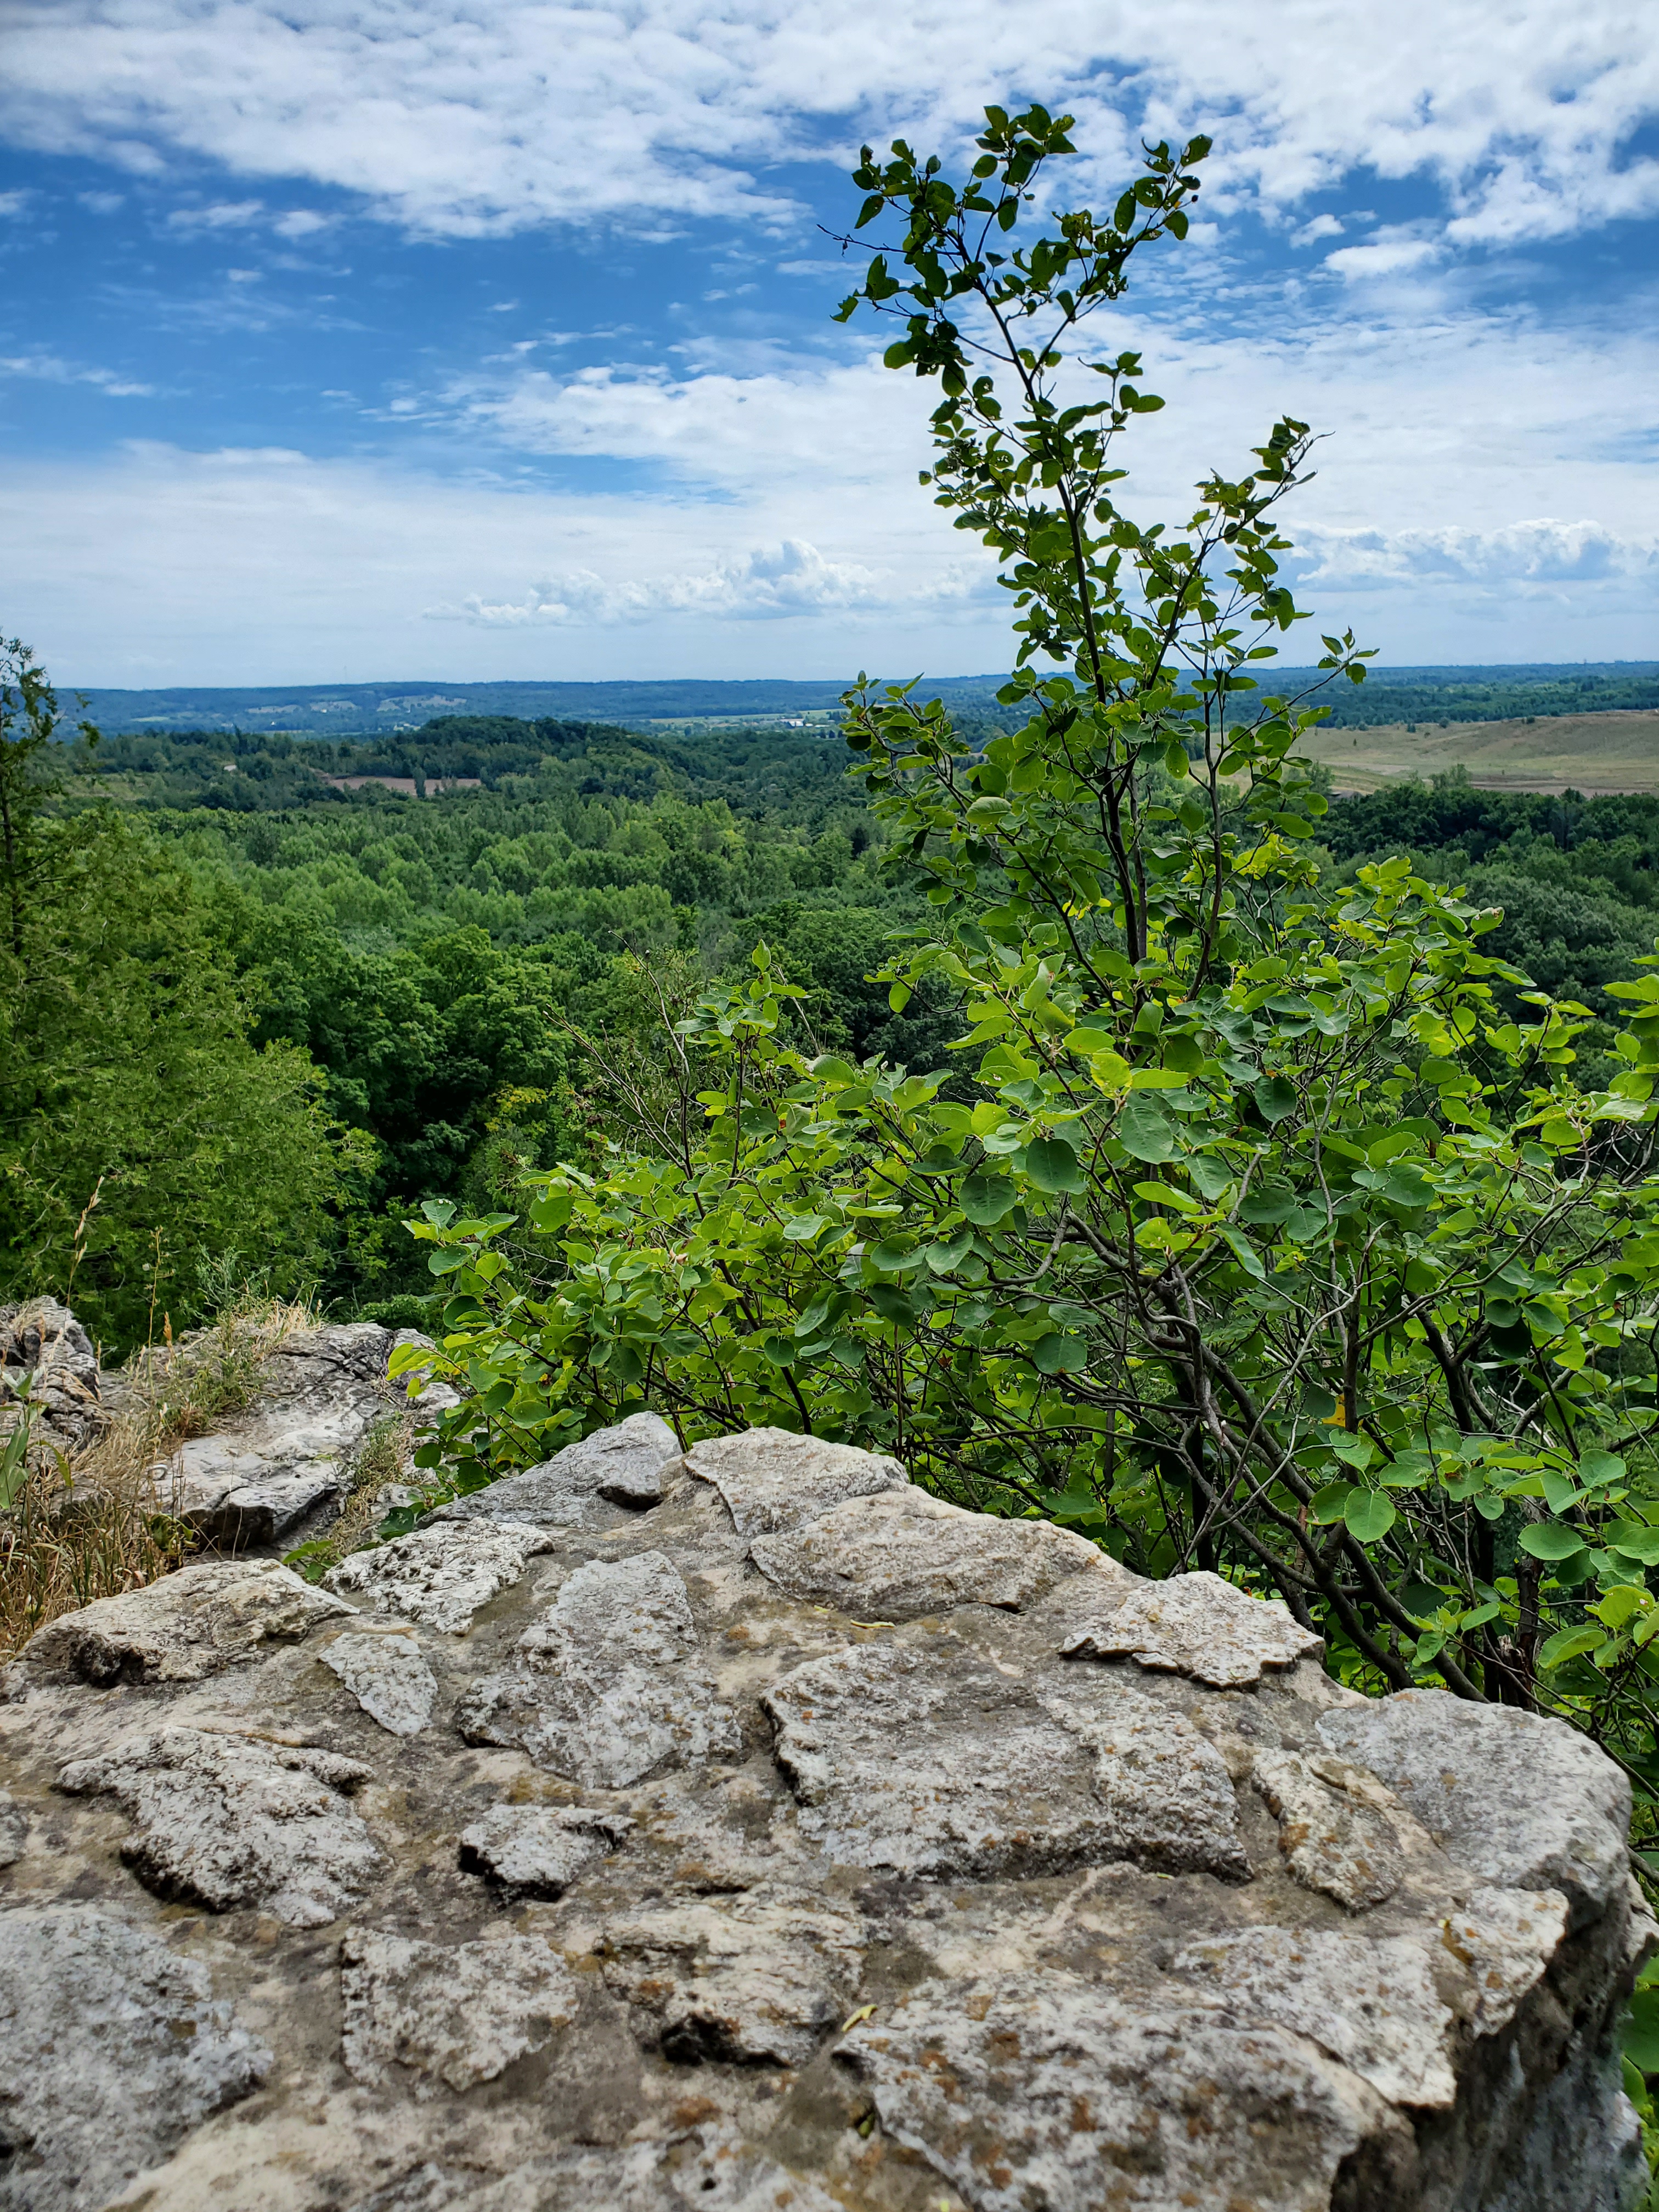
[0,1291,321,1660]
[280,1410,413,1584]
[1300,708,1659,797]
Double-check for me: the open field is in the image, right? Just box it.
[1301,709,1659,795]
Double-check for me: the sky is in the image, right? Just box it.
[0,1,1655,688]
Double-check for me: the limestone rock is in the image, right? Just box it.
[341,1929,580,2093]
[351,2131,844,2212]
[838,1971,1379,2212]
[764,1641,1113,1878]
[1171,1926,1460,2106]
[57,1724,381,1926]
[21,1557,352,1685]
[165,1322,398,1548]
[318,1629,438,1736]
[0,1903,269,2212]
[596,1884,865,2065]
[1252,1746,1405,1911]
[0,1297,103,1455]
[685,1426,908,1537]
[0,1787,23,1867]
[435,1412,680,1527]
[750,1486,1104,1620]
[323,1519,555,1634]
[1442,1885,1570,2036]
[1058,1565,1324,1686]
[1317,1687,1632,1919]
[458,1550,741,1787]
[458,1803,633,1896]
[1041,1675,1252,1881]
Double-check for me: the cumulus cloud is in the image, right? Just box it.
[1299,518,1658,591]
[1,0,1653,250]
[427,538,975,627]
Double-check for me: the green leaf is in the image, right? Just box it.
[1116,1094,1175,1163]
[1254,1076,1296,1124]
[782,1214,826,1242]
[1537,1624,1606,1670]
[1032,1332,1087,1374]
[1606,1523,1659,1566]
[1311,1480,1352,1525]
[1519,1522,1589,1561]
[961,1174,1018,1225]
[1025,1136,1086,1193]
[1342,1491,1397,1544]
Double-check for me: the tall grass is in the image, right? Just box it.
[0,1287,321,1659]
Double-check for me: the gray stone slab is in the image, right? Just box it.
[685,1426,909,1537]
[318,1629,438,1736]
[1317,1687,1632,1920]
[1040,1674,1252,1881]
[1251,1747,1406,1911]
[457,1550,741,1787]
[341,1929,581,2094]
[22,1558,352,1685]
[58,1724,382,1927]
[0,1903,269,2212]
[750,1486,1108,1619]
[435,1412,680,1527]
[1056,1566,1324,1686]
[838,1970,1379,2212]
[323,1519,555,1634]
[458,1804,634,1896]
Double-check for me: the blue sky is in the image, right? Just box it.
[1,1,1655,686]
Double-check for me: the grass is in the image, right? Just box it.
[0,1289,321,1660]
[281,1409,413,1584]
[1300,708,1659,796]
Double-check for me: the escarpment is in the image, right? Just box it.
[0,1345,1651,2211]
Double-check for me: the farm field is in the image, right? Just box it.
[1301,708,1659,794]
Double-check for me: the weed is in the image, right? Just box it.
[283,1409,412,1584]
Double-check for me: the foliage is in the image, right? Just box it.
[388,107,1659,1818]
[0,808,355,1350]
[1,635,98,958]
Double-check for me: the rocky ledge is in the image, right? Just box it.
[0,1408,1652,2211]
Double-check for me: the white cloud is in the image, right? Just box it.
[1324,236,1441,280]
[165,199,266,231]
[270,207,332,239]
[0,351,153,397]
[0,190,32,219]
[77,189,125,213]
[1298,518,1657,590]
[1,1,1653,249]
[428,538,962,627]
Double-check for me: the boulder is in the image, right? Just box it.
[0,1411,1650,2211]
[0,1296,104,1457]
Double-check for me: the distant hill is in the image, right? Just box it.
[63,662,1659,738]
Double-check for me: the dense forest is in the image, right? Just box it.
[6,692,1659,1354]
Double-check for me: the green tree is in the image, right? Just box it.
[0,809,356,1350]
[0,636,98,958]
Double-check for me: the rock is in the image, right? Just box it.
[1041,1674,1252,1880]
[21,1558,352,1684]
[1057,1565,1324,1685]
[1171,1926,1462,2106]
[0,1903,268,2212]
[57,1724,381,1926]
[323,1519,555,1634]
[0,1787,23,1867]
[750,1486,1105,1620]
[0,1297,104,1455]
[596,1885,865,2065]
[458,1551,741,1786]
[458,1804,633,1896]
[351,2131,845,2212]
[318,1629,438,1736]
[164,1322,398,1548]
[1316,1687,1632,1920]
[764,1641,1112,1878]
[838,1971,1383,2212]
[685,1426,909,1537]
[1252,1746,1405,1911]
[341,1929,581,2093]
[435,1412,681,1527]
[5,1419,1649,2210]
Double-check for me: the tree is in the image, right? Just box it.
[396,111,1659,1802]
[0,636,97,957]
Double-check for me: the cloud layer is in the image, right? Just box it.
[4,1,1656,250]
